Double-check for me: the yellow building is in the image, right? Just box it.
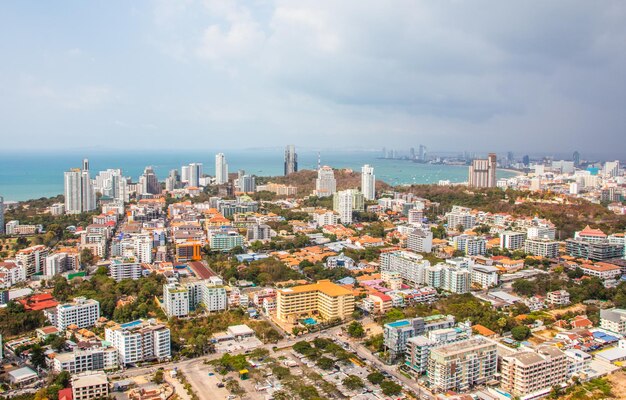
[276,280,355,323]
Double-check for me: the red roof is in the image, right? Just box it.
[58,388,73,400]
[188,261,216,280]
[19,293,59,311]
[578,225,607,238]
[370,292,392,302]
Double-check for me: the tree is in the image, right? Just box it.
[343,375,364,390]
[380,380,403,396]
[512,279,535,297]
[80,248,96,266]
[382,308,405,324]
[152,369,164,384]
[293,341,313,354]
[511,325,531,341]
[367,372,385,385]
[347,321,365,338]
[30,344,47,370]
[272,366,291,380]
[316,357,335,370]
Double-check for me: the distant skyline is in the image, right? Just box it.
[1,1,625,154]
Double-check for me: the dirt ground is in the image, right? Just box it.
[547,303,587,317]
[607,370,626,399]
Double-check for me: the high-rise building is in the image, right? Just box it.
[315,166,336,197]
[407,229,433,253]
[215,153,228,184]
[361,164,375,200]
[468,153,497,188]
[333,189,354,224]
[181,165,190,184]
[427,337,498,393]
[500,346,568,397]
[500,231,526,250]
[573,151,580,168]
[165,169,180,191]
[418,145,427,161]
[64,160,96,214]
[380,251,430,287]
[522,155,530,166]
[105,319,171,365]
[188,163,203,187]
[604,160,620,177]
[284,145,298,175]
[94,169,128,203]
[0,195,4,235]
[139,166,160,195]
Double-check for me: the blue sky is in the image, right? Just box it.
[1,1,625,155]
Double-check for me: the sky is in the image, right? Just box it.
[0,1,625,156]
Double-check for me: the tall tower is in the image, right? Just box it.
[284,145,298,175]
[188,163,203,187]
[573,151,580,168]
[215,153,228,184]
[361,164,376,200]
[140,166,160,194]
[468,153,497,188]
[64,160,96,214]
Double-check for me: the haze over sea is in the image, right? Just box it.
[0,149,518,202]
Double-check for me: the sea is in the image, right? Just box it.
[0,149,518,202]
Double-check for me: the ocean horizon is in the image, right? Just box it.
[0,149,518,202]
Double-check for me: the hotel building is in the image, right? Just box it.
[276,280,355,323]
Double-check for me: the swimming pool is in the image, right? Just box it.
[303,318,318,325]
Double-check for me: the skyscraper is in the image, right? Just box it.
[94,169,128,203]
[522,155,530,166]
[418,145,426,161]
[165,170,180,192]
[315,166,336,197]
[573,151,580,168]
[181,165,190,184]
[0,195,4,235]
[468,153,497,188]
[188,163,203,187]
[361,164,375,200]
[140,166,160,195]
[284,145,298,175]
[64,160,96,214]
[215,153,228,184]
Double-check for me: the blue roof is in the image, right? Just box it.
[336,277,355,285]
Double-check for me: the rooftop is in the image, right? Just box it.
[278,279,353,297]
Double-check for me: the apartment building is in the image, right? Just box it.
[53,345,119,373]
[566,238,624,261]
[71,372,109,400]
[427,337,497,393]
[56,297,100,331]
[500,231,526,250]
[453,235,486,256]
[380,251,430,287]
[16,245,48,277]
[524,237,559,258]
[405,323,473,374]
[500,346,568,397]
[162,277,227,317]
[210,231,244,251]
[600,308,626,334]
[470,264,499,289]
[0,261,26,288]
[276,280,355,323]
[407,228,433,253]
[546,290,570,306]
[446,206,476,231]
[384,314,455,360]
[109,260,143,282]
[579,262,622,280]
[104,319,171,365]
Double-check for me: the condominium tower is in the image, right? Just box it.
[64,160,96,214]
[361,164,375,200]
[468,153,497,188]
[284,145,298,175]
[215,153,229,184]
